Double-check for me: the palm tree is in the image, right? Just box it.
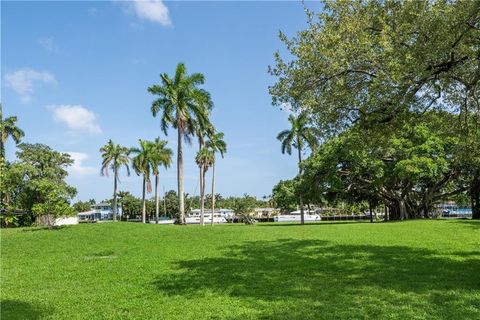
[194,121,214,218]
[277,112,318,224]
[195,147,214,225]
[206,132,227,225]
[148,63,213,224]
[130,139,153,224]
[0,104,25,160]
[150,138,173,224]
[100,140,130,222]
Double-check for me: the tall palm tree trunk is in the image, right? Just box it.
[155,174,159,224]
[297,144,304,225]
[113,168,118,222]
[0,141,5,161]
[177,127,185,224]
[142,177,146,223]
[211,160,216,226]
[200,165,205,226]
[199,138,204,225]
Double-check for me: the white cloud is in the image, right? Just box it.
[52,105,102,134]
[37,37,58,53]
[4,68,56,103]
[66,152,98,176]
[126,0,171,26]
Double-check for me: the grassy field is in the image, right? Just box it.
[1,220,479,319]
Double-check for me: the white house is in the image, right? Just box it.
[78,203,121,222]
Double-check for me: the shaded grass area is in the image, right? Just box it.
[1,220,479,319]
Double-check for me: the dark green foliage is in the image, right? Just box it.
[272,179,298,212]
[1,143,77,226]
[72,201,92,213]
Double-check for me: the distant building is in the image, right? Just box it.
[253,208,279,218]
[434,202,472,217]
[78,203,121,222]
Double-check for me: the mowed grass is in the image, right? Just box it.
[1,220,479,320]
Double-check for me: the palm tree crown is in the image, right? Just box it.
[0,104,25,159]
[149,63,213,139]
[150,138,173,175]
[100,140,131,178]
[195,147,214,172]
[206,132,227,160]
[130,139,153,193]
[277,112,318,161]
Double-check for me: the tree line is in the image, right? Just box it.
[72,191,270,221]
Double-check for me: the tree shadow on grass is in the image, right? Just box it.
[21,225,70,233]
[256,221,367,227]
[0,300,50,320]
[152,239,480,319]
[451,219,480,230]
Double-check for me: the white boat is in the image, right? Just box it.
[185,213,227,224]
[274,214,321,222]
[149,219,175,224]
[186,208,233,224]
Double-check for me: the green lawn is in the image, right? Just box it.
[1,220,479,319]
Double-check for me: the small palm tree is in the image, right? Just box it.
[206,132,227,225]
[100,140,130,222]
[150,138,173,224]
[277,112,318,224]
[195,147,214,226]
[149,63,213,224]
[195,121,214,216]
[0,104,25,160]
[130,139,153,224]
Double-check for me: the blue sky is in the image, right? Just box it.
[1,1,318,202]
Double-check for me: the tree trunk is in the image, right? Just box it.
[0,140,5,161]
[299,196,305,225]
[211,160,216,226]
[155,174,159,224]
[369,201,373,223]
[177,127,185,224]
[200,164,205,226]
[399,199,407,220]
[297,141,304,225]
[142,177,146,223]
[472,172,480,219]
[113,168,118,222]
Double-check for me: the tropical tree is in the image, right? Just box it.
[2,143,77,227]
[0,104,25,160]
[195,147,214,225]
[194,121,214,220]
[150,138,173,224]
[277,112,318,224]
[149,63,213,224]
[100,140,130,222]
[130,139,153,224]
[206,132,227,225]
